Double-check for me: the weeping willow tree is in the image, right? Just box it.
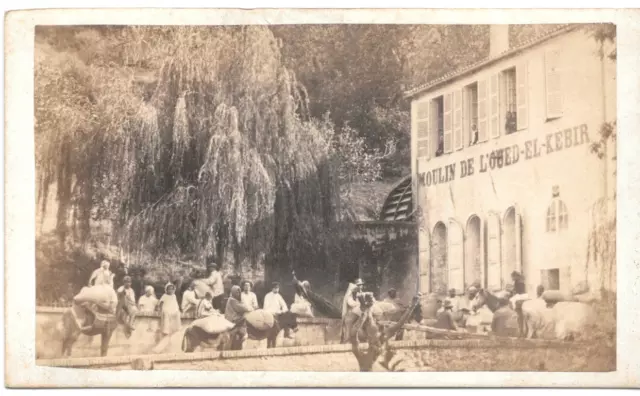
[36,26,381,282]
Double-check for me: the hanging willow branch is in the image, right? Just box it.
[36,26,376,273]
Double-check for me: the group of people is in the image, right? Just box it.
[339,278,409,343]
[434,286,480,331]
[434,270,546,332]
[83,259,315,339]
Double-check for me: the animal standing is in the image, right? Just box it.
[60,292,127,357]
[181,310,299,352]
[473,288,597,341]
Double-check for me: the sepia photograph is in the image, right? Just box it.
[5,7,638,388]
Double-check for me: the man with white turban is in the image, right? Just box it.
[88,260,114,287]
[340,278,364,343]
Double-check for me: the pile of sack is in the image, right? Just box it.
[188,308,276,336]
[190,314,235,334]
[244,309,275,331]
[73,285,118,313]
[541,290,568,303]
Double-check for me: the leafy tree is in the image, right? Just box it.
[35,26,386,283]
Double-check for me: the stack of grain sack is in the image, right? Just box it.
[190,313,235,334]
[244,309,275,331]
[73,285,118,314]
[541,290,574,304]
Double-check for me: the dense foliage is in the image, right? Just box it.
[36,26,387,280]
[36,23,613,285]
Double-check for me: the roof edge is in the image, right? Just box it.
[404,25,580,100]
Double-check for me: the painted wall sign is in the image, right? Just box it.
[418,124,591,187]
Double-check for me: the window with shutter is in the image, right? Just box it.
[431,98,443,157]
[443,93,453,153]
[466,83,479,146]
[516,62,529,130]
[503,68,517,134]
[489,74,500,139]
[545,49,563,119]
[477,80,488,143]
[416,100,430,159]
[486,212,502,291]
[448,220,464,293]
[453,90,463,151]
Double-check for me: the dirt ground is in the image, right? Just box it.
[119,341,615,372]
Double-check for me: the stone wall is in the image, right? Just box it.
[36,307,343,360]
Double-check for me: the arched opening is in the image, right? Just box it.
[465,215,482,289]
[503,207,517,285]
[431,222,448,294]
[418,226,430,294]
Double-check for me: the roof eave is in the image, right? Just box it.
[403,25,579,101]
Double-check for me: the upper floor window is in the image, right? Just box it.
[502,68,517,134]
[466,83,479,146]
[435,96,444,157]
[414,94,447,160]
[488,63,528,140]
[546,198,568,232]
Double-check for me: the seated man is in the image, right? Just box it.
[435,300,458,331]
[88,260,114,287]
[196,292,219,318]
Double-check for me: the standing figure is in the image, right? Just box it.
[224,285,252,349]
[203,260,225,312]
[88,260,114,287]
[117,276,138,333]
[240,281,259,311]
[340,278,364,343]
[263,282,288,314]
[137,285,158,313]
[263,281,292,339]
[509,271,529,309]
[157,283,181,337]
